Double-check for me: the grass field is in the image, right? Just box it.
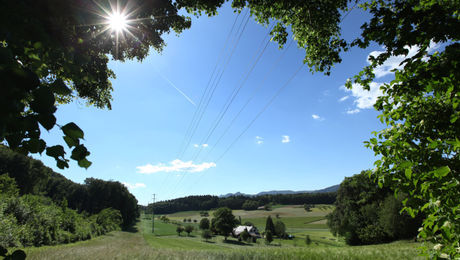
[21,205,425,259]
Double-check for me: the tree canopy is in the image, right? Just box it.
[211,207,238,240]
[327,171,420,245]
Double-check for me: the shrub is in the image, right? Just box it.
[201,229,212,242]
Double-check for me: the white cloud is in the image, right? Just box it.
[368,42,440,78]
[137,159,216,174]
[281,135,290,143]
[122,182,146,189]
[312,114,324,121]
[346,108,361,114]
[255,136,264,145]
[342,82,384,109]
[339,96,349,102]
[193,144,208,148]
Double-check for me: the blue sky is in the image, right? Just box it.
[34,3,422,205]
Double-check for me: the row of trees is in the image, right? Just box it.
[146,192,336,214]
[327,171,421,245]
[0,174,122,248]
[0,145,139,227]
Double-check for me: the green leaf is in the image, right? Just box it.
[25,138,46,154]
[50,78,72,95]
[30,86,56,114]
[450,113,458,123]
[38,113,56,130]
[61,122,84,140]
[433,166,450,178]
[405,168,412,180]
[46,145,65,159]
[63,136,79,148]
[78,158,92,169]
[56,159,69,169]
[70,145,89,161]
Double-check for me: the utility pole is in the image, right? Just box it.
[152,194,155,233]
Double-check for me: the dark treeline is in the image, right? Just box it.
[144,192,336,214]
[0,145,138,227]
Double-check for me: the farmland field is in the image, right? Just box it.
[22,205,424,259]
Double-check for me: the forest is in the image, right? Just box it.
[144,191,336,214]
[0,145,139,249]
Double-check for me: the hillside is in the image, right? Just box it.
[220,184,340,197]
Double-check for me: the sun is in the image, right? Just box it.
[108,12,128,32]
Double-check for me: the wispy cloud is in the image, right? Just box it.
[193,144,209,148]
[122,182,146,189]
[312,114,324,121]
[346,108,361,114]
[281,135,290,143]
[153,68,196,106]
[255,136,264,145]
[339,96,349,102]
[137,159,216,174]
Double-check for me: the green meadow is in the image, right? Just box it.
[21,205,425,259]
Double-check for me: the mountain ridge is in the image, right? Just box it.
[219,184,339,198]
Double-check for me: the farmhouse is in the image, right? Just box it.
[232,225,261,239]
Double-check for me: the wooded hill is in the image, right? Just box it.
[144,191,336,214]
[0,145,139,227]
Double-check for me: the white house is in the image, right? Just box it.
[232,225,261,238]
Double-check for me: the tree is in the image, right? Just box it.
[185,225,194,236]
[303,204,313,212]
[274,220,286,238]
[199,218,210,230]
[201,229,212,242]
[176,226,184,236]
[242,200,258,211]
[212,207,238,241]
[265,216,275,235]
[305,235,312,246]
[265,230,273,245]
[1,0,193,168]
[0,174,19,197]
[240,228,250,243]
[327,171,420,245]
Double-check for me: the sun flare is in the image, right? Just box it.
[108,12,128,32]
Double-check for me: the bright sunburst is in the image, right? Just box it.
[108,12,128,32]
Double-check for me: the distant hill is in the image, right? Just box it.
[219,184,339,198]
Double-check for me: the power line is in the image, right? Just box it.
[165,11,251,199]
[178,11,251,160]
[156,11,246,198]
[191,24,275,161]
[215,63,304,163]
[176,10,245,159]
[201,39,295,162]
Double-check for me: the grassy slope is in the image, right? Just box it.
[23,205,424,259]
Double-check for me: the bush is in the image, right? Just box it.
[305,235,312,245]
[185,225,194,236]
[201,229,212,242]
